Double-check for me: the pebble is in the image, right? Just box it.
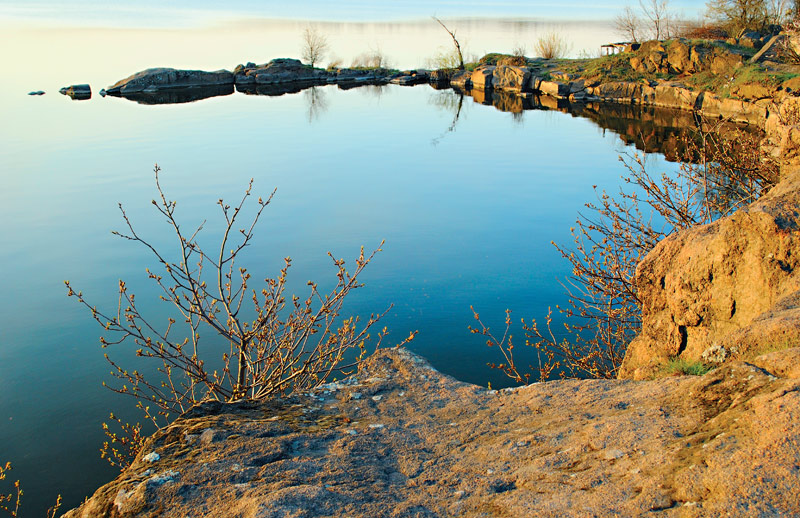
[368,424,384,429]
[143,452,161,463]
[372,395,383,402]
[350,393,362,400]
[604,449,625,460]
[147,470,180,487]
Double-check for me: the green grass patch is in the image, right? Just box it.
[660,358,712,377]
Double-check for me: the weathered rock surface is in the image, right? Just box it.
[105,68,234,95]
[629,40,746,76]
[64,348,800,517]
[620,168,800,380]
[470,65,495,90]
[491,65,530,93]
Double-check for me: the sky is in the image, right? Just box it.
[0,0,706,28]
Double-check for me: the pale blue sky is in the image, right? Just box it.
[1,0,706,27]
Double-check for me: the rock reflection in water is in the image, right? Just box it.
[111,84,234,105]
[450,86,762,161]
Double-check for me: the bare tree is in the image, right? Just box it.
[614,5,643,42]
[432,17,465,70]
[706,0,769,34]
[301,26,329,68]
[640,0,673,39]
[767,0,793,24]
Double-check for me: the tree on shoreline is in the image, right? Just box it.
[66,165,414,467]
[614,6,642,42]
[301,26,329,68]
[614,0,675,41]
[432,17,465,70]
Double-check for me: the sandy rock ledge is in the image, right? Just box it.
[64,348,800,517]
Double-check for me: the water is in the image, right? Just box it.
[0,18,687,515]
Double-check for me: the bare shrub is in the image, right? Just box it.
[534,31,572,59]
[427,47,463,69]
[0,464,61,518]
[66,165,413,467]
[0,463,21,517]
[100,414,147,471]
[476,119,778,382]
[301,26,329,68]
[327,56,343,70]
[351,47,390,69]
[676,19,729,39]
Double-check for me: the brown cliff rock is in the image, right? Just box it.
[619,169,800,380]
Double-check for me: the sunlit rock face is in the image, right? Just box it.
[620,168,800,380]
[65,348,800,517]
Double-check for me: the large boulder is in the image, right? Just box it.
[538,80,570,98]
[619,169,800,380]
[652,83,702,111]
[492,65,531,93]
[471,66,495,90]
[106,68,234,94]
[450,69,472,90]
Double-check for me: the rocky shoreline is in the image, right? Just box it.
[60,39,800,517]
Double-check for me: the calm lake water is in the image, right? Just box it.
[0,18,684,515]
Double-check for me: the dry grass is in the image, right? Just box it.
[534,31,572,59]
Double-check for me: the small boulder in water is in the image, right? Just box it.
[28,90,45,96]
[59,84,92,100]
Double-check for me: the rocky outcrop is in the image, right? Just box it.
[619,168,800,380]
[59,84,91,100]
[105,68,233,95]
[233,59,326,86]
[64,348,800,517]
[629,40,746,76]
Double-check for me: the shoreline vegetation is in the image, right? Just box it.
[9,11,800,516]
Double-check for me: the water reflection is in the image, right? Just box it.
[304,86,329,122]
[428,89,465,146]
[79,75,762,162]
[107,84,234,105]
[450,86,762,161]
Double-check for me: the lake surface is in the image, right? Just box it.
[0,19,684,515]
